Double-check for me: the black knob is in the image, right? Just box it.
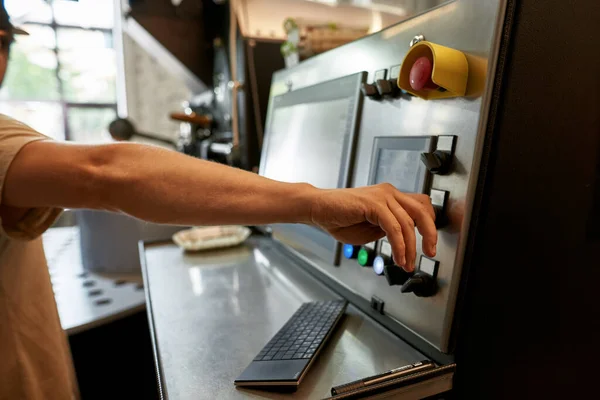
[361,83,380,98]
[383,264,412,286]
[376,79,399,96]
[400,272,437,297]
[420,150,453,174]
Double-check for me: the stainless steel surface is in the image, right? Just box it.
[409,34,426,47]
[142,237,430,399]
[261,0,507,352]
[42,227,146,335]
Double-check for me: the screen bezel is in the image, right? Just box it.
[259,72,367,265]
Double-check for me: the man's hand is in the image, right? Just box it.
[310,183,437,272]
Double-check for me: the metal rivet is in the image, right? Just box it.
[410,34,425,47]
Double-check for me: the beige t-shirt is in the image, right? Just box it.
[0,115,79,400]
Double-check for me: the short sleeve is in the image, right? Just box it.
[0,114,63,240]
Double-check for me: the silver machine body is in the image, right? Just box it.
[138,0,599,397]
[259,0,506,354]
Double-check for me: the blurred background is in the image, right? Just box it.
[1,0,446,147]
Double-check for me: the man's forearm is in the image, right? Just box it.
[102,143,317,226]
[3,139,438,268]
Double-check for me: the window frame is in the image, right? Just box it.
[2,4,118,141]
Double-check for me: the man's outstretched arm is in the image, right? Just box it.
[2,140,436,271]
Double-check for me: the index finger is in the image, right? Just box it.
[375,207,407,267]
[395,193,438,257]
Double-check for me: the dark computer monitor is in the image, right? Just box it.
[259,72,366,263]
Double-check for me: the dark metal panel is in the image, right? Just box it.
[455,0,600,398]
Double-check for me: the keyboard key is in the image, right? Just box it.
[248,300,346,375]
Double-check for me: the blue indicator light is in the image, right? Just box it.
[343,244,356,259]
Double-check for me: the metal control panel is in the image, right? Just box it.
[260,0,507,354]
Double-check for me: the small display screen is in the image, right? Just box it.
[374,149,422,193]
[369,136,433,194]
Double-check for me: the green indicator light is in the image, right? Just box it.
[358,248,369,266]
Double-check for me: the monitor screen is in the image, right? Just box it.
[260,72,365,264]
[261,72,366,190]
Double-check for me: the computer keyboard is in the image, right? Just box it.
[235,299,348,390]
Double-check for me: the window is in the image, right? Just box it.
[0,0,117,142]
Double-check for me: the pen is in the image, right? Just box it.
[330,360,436,395]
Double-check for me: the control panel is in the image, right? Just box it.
[262,0,502,354]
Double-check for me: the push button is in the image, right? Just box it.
[343,244,360,259]
[374,240,393,275]
[357,242,376,267]
[358,248,375,267]
[409,56,439,91]
[373,255,390,275]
